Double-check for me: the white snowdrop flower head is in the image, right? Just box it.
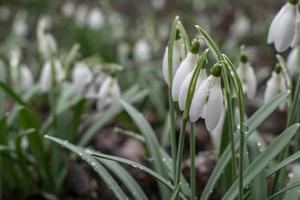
[264,64,287,110]
[267,1,298,52]
[151,0,166,10]
[72,62,93,93]
[287,47,300,75]
[38,33,57,60]
[230,14,250,39]
[12,11,28,36]
[87,7,105,30]
[97,76,121,111]
[162,36,182,85]
[75,5,88,26]
[237,54,257,99]
[172,40,199,101]
[39,60,65,92]
[189,64,224,132]
[9,47,21,68]
[61,1,75,18]
[133,39,151,63]
[210,106,225,147]
[20,65,34,92]
[178,69,207,111]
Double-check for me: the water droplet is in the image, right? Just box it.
[257,142,261,147]
[63,140,68,145]
[85,148,92,154]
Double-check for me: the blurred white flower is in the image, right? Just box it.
[151,0,165,10]
[133,39,151,63]
[72,62,93,93]
[237,61,257,99]
[12,11,28,36]
[172,52,197,101]
[230,14,250,39]
[75,5,88,26]
[9,47,21,68]
[287,47,300,75]
[162,40,182,85]
[20,65,34,91]
[87,7,105,30]
[189,75,224,132]
[39,60,65,92]
[61,1,75,18]
[178,69,207,111]
[97,76,121,111]
[264,70,287,110]
[38,33,57,60]
[267,2,298,52]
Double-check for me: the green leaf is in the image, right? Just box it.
[121,100,170,198]
[200,91,290,200]
[100,159,148,200]
[221,124,300,200]
[170,183,182,200]
[281,164,300,200]
[45,135,128,200]
[267,151,300,177]
[0,80,26,106]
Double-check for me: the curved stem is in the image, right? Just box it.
[175,118,187,186]
[190,123,196,200]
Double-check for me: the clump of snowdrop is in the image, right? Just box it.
[61,1,75,18]
[20,65,34,92]
[39,60,65,92]
[72,62,93,93]
[133,39,151,63]
[237,53,257,99]
[172,39,199,101]
[287,47,300,75]
[96,75,121,111]
[264,64,287,110]
[87,7,105,30]
[162,31,182,85]
[267,0,299,52]
[189,64,224,132]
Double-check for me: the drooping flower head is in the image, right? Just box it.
[20,65,34,92]
[162,30,182,85]
[237,53,257,99]
[264,63,287,110]
[287,47,300,75]
[172,39,200,101]
[72,62,93,93]
[39,60,65,92]
[267,0,299,52]
[189,64,224,132]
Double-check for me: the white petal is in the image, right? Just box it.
[39,61,52,92]
[264,72,282,103]
[291,14,300,47]
[171,53,197,101]
[245,65,257,99]
[189,78,210,122]
[210,106,225,147]
[267,3,290,44]
[72,62,93,92]
[20,65,33,91]
[273,4,297,52]
[287,47,299,75]
[162,44,181,85]
[178,72,192,111]
[205,78,223,131]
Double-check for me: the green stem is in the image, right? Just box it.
[190,123,196,200]
[175,118,188,186]
[169,91,177,179]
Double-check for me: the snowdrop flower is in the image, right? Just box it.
[172,40,199,101]
[264,64,287,110]
[152,0,166,10]
[178,69,207,111]
[12,11,28,36]
[61,1,75,18]
[189,64,224,132]
[267,0,298,52]
[162,35,182,84]
[291,17,300,47]
[39,60,65,92]
[97,76,121,111]
[230,14,250,39]
[9,47,21,68]
[38,33,57,60]
[75,5,88,26]
[133,39,151,63]
[287,47,300,75]
[20,65,34,91]
[237,54,257,99]
[87,7,105,30]
[72,62,93,93]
